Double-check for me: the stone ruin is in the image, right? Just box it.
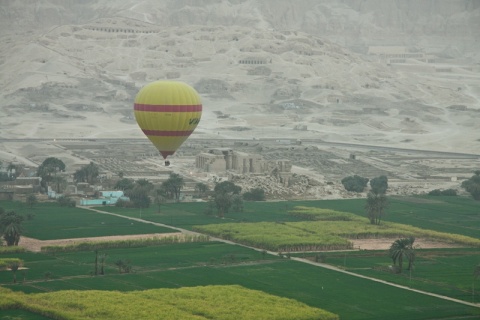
[195,148,292,186]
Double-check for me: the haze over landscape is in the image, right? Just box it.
[0,0,479,154]
[1,2,480,320]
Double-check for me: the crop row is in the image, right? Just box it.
[0,285,338,320]
[41,234,210,253]
[0,246,26,255]
[196,221,353,251]
[289,206,363,221]
[194,206,480,251]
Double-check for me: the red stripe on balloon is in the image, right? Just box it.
[134,104,202,112]
[143,129,194,137]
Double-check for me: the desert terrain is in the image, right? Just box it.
[0,0,479,198]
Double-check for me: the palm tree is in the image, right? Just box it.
[161,173,185,201]
[114,178,135,191]
[136,179,154,191]
[84,162,100,184]
[365,192,388,225]
[74,162,100,184]
[73,168,87,183]
[389,237,415,273]
[0,211,24,246]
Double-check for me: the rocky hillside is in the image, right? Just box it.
[0,1,479,154]
[2,0,479,54]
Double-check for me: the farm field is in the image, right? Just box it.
[285,196,480,240]
[295,248,480,303]
[95,196,480,239]
[0,201,176,240]
[1,285,337,320]
[1,196,480,319]
[192,207,480,252]
[1,242,478,320]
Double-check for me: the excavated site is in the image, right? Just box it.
[2,137,477,201]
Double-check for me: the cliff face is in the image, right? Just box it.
[1,0,479,55]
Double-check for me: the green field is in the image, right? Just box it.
[1,196,480,319]
[193,210,480,252]
[0,201,176,240]
[94,196,480,239]
[2,285,336,320]
[1,242,478,319]
[295,248,480,303]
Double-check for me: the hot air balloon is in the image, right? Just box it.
[134,81,202,166]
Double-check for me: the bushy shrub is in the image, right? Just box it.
[341,175,369,192]
[461,171,480,200]
[57,196,76,207]
[115,199,134,208]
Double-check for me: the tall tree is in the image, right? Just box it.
[121,178,155,209]
[389,237,415,274]
[126,186,151,208]
[74,162,100,184]
[0,211,24,246]
[370,175,388,195]
[365,192,388,225]
[37,157,66,190]
[84,162,100,184]
[461,171,480,200]
[161,173,184,201]
[114,178,135,191]
[135,179,154,190]
[213,181,242,218]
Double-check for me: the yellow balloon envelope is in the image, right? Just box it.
[134,81,202,159]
